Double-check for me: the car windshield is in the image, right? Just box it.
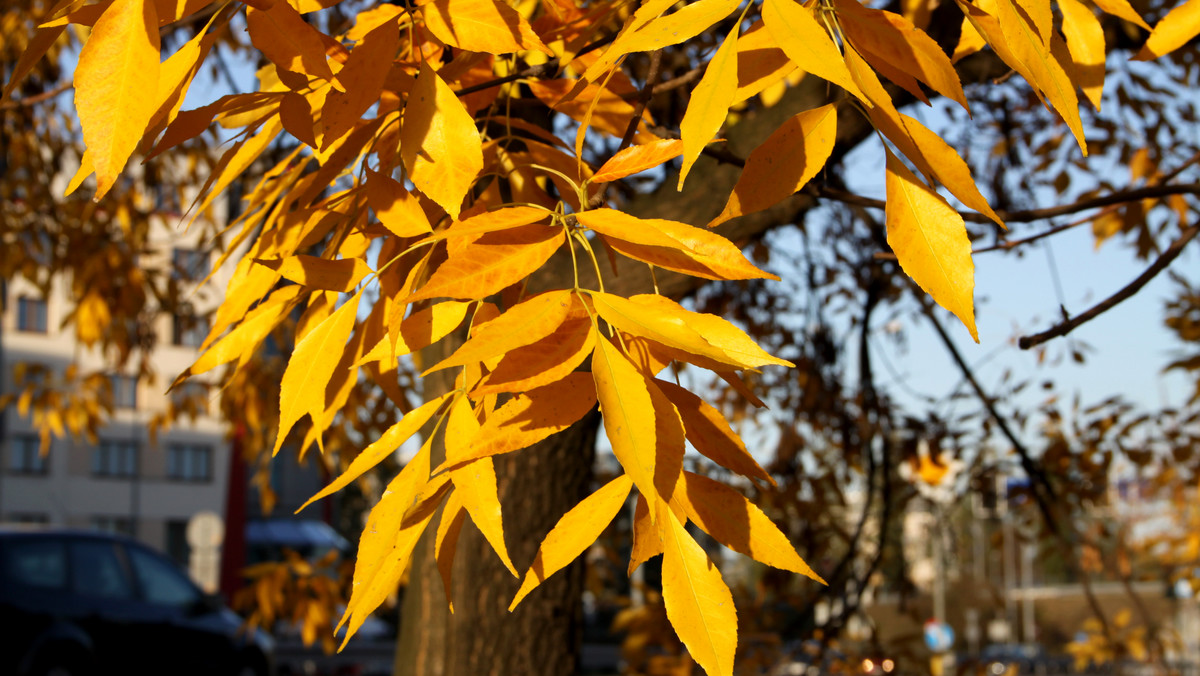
[127,545,203,608]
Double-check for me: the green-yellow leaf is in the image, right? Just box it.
[297,394,449,513]
[762,0,866,102]
[679,23,741,189]
[275,294,362,455]
[510,474,634,610]
[1135,0,1200,59]
[661,507,737,676]
[73,0,161,199]
[678,472,823,582]
[708,104,837,228]
[884,150,978,342]
[401,64,484,219]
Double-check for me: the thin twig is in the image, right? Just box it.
[1017,222,1200,349]
[588,50,663,209]
[0,82,72,110]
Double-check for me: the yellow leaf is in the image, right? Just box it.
[76,290,111,348]
[510,474,634,609]
[708,104,837,228]
[884,150,978,342]
[528,79,658,144]
[245,2,335,84]
[73,0,161,199]
[733,20,799,104]
[473,317,596,395]
[255,255,372,292]
[628,494,664,575]
[181,286,303,381]
[592,336,659,506]
[427,290,581,373]
[450,457,518,576]
[357,301,472,367]
[592,139,684,183]
[422,0,551,54]
[322,19,399,147]
[903,115,1005,227]
[762,0,866,102]
[439,206,553,240]
[401,64,484,219]
[365,168,434,238]
[1135,0,1200,59]
[593,293,793,370]
[1091,0,1150,30]
[578,209,777,281]
[438,372,599,469]
[297,394,450,513]
[679,23,740,188]
[661,507,737,676]
[953,16,987,62]
[655,380,774,486]
[1012,0,1053,45]
[833,0,969,110]
[413,223,563,297]
[275,294,362,455]
[1058,0,1105,109]
[2,22,67,105]
[435,491,467,612]
[678,472,823,582]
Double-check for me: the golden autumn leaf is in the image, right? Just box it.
[679,23,740,188]
[510,474,634,609]
[628,494,664,575]
[275,293,362,455]
[708,104,837,228]
[677,472,824,582]
[661,507,738,676]
[1091,0,1150,30]
[245,2,336,85]
[439,206,553,239]
[401,64,484,219]
[322,19,399,147]
[357,301,473,366]
[73,0,160,199]
[528,79,659,145]
[884,150,978,342]
[733,20,799,103]
[435,491,468,612]
[577,209,777,281]
[473,317,596,394]
[438,372,599,469]
[297,394,450,513]
[255,255,373,293]
[422,0,551,55]
[426,290,581,373]
[592,139,685,183]
[592,335,660,506]
[365,168,434,238]
[655,380,774,486]
[404,225,564,303]
[451,457,518,576]
[1058,0,1105,110]
[591,0,741,79]
[1135,0,1200,59]
[762,0,866,101]
[179,286,303,383]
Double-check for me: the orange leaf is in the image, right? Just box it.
[885,150,978,342]
[510,474,633,609]
[357,301,472,366]
[679,22,740,188]
[322,19,399,147]
[435,491,467,612]
[628,493,664,575]
[405,225,564,303]
[73,0,161,199]
[592,139,684,183]
[661,507,737,676]
[473,317,596,395]
[438,372,598,469]
[762,0,866,101]
[422,0,551,54]
[708,104,837,228]
[578,209,777,281]
[678,472,823,582]
[246,2,335,85]
[426,290,581,373]
[656,380,774,486]
[401,64,484,219]
[439,206,554,239]
[451,457,518,576]
[733,20,799,103]
[255,255,373,292]
[275,294,362,455]
[592,336,659,507]
[529,79,658,144]
[365,168,435,238]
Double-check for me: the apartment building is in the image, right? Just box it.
[0,210,234,566]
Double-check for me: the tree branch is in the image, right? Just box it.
[1017,222,1200,349]
[0,82,72,110]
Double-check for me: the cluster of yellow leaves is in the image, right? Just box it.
[11,0,1186,670]
[235,549,352,655]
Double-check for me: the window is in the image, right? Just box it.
[2,539,66,589]
[90,516,135,536]
[70,539,133,599]
[128,546,201,607]
[171,310,210,348]
[170,381,210,415]
[167,443,213,482]
[92,441,138,478]
[7,513,49,525]
[16,296,47,333]
[109,374,138,409]
[8,435,48,475]
[172,248,208,282]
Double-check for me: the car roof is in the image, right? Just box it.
[0,526,140,546]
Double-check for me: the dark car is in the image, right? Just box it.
[0,527,274,676]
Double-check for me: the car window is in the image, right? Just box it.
[126,545,201,607]
[70,539,133,599]
[2,538,66,589]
